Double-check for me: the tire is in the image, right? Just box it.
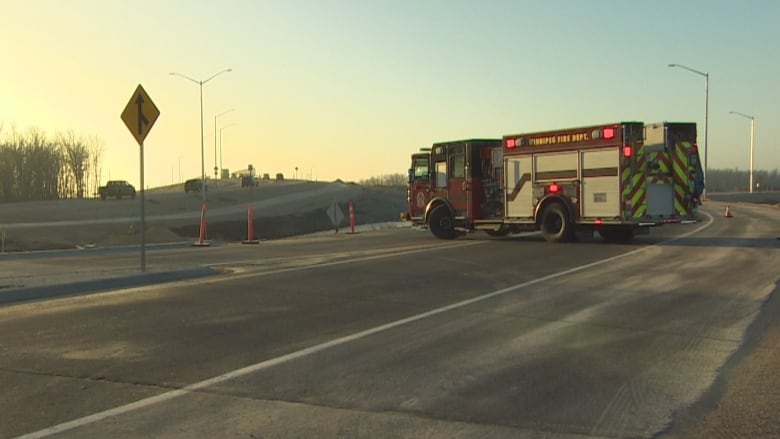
[539,203,573,243]
[599,226,635,242]
[428,205,457,239]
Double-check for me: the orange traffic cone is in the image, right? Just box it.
[724,205,733,218]
[242,204,259,244]
[193,203,211,246]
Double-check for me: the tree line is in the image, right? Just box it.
[361,169,780,193]
[359,173,407,187]
[0,125,103,202]
[705,168,780,193]
[2,124,777,201]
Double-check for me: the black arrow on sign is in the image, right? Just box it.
[135,93,149,135]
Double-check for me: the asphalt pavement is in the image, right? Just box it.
[1,201,778,438]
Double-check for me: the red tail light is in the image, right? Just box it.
[548,182,560,194]
[595,218,602,225]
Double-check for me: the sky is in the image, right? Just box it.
[1,0,778,189]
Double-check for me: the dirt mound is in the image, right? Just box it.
[1,183,407,251]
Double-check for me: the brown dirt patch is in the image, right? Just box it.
[1,183,407,251]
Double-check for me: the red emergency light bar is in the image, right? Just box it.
[603,127,615,140]
[506,138,516,149]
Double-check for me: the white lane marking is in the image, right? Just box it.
[206,242,473,267]
[17,215,713,438]
[0,241,484,315]
[199,241,486,284]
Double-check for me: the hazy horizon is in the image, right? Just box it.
[2,0,778,188]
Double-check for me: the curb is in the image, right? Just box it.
[0,267,219,306]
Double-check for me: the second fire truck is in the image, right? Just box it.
[408,121,703,242]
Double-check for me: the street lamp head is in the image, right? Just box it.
[668,63,677,67]
[729,110,755,120]
[216,108,236,118]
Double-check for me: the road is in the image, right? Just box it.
[0,180,405,251]
[0,202,778,438]
[2,181,358,228]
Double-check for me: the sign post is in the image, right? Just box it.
[326,202,345,233]
[121,84,160,272]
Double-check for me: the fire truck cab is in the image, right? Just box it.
[403,149,432,225]
[423,139,504,239]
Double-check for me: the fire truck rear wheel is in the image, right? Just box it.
[540,203,573,243]
[428,205,457,239]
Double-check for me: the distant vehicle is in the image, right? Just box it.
[275,173,284,182]
[98,180,136,200]
[262,173,270,181]
[241,175,258,187]
[184,178,207,193]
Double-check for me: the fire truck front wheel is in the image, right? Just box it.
[540,203,573,243]
[428,205,457,239]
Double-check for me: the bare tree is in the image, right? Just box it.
[58,130,90,198]
[0,126,62,201]
[87,135,104,197]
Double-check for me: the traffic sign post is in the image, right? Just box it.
[326,202,345,233]
[121,84,160,272]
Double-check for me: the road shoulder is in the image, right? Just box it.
[661,280,780,438]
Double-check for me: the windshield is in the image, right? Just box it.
[412,157,429,180]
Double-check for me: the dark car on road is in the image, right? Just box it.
[241,175,259,187]
[98,180,136,200]
[184,178,207,193]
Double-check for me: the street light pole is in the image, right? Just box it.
[668,63,709,199]
[729,111,756,193]
[219,123,237,177]
[169,68,232,206]
[214,108,235,180]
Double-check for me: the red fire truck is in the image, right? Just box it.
[419,122,703,242]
